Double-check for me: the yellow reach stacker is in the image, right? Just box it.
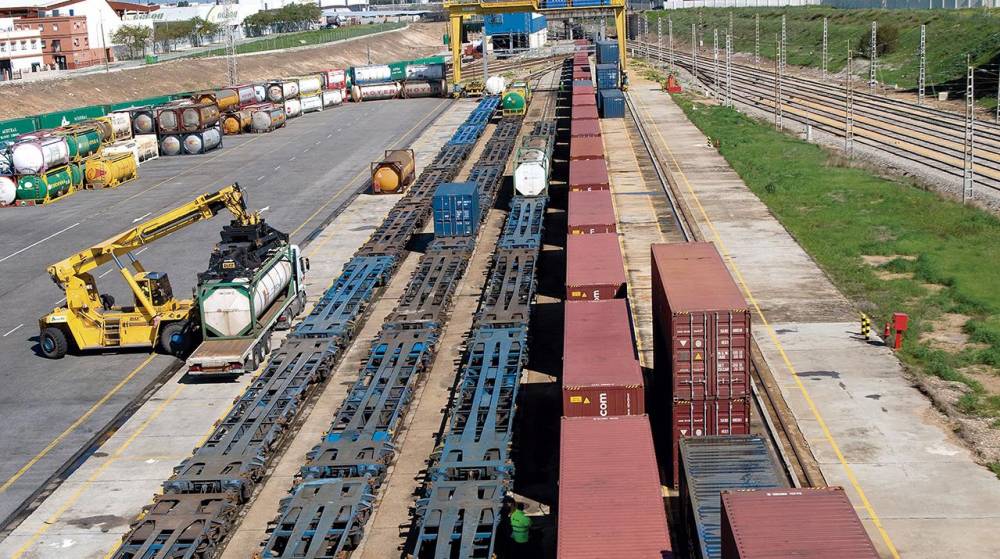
[38,183,260,359]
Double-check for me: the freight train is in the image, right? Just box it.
[407,118,555,558]
[108,96,503,559]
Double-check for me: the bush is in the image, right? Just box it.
[855,23,900,58]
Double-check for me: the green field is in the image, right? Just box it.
[669,91,1000,425]
[190,23,405,58]
[646,8,1000,103]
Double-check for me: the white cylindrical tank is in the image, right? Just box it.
[159,135,182,156]
[284,98,302,118]
[514,150,549,197]
[251,107,286,132]
[300,94,323,114]
[201,259,292,337]
[267,81,300,102]
[402,80,446,98]
[236,85,257,107]
[253,85,267,103]
[351,83,400,102]
[297,76,322,96]
[405,63,445,81]
[134,135,159,162]
[12,136,70,175]
[0,176,16,205]
[485,76,507,95]
[132,111,156,135]
[321,90,343,107]
[353,64,392,85]
[183,127,222,155]
[106,112,132,140]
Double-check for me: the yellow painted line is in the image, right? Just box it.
[0,354,157,496]
[12,384,185,559]
[292,98,451,240]
[632,90,901,559]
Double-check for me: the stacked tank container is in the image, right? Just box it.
[156,97,223,156]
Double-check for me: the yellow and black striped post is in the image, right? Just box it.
[860,313,872,340]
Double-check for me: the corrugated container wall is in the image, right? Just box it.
[566,233,626,301]
[563,300,644,417]
[432,181,480,237]
[596,39,620,65]
[558,415,671,559]
[568,157,610,191]
[721,488,880,559]
[599,89,626,118]
[569,135,604,161]
[651,242,751,401]
[595,63,620,89]
[484,12,547,35]
[568,189,616,235]
[679,436,787,559]
[670,399,751,486]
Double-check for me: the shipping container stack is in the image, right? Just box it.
[650,241,753,487]
[595,38,625,118]
[154,96,223,157]
[558,43,672,559]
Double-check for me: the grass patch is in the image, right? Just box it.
[647,7,1000,90]
[190,23,405,58]
[672,92,1000,417]
[989,462,1000,480]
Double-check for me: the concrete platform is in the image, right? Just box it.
[629,76,1000,558]
[0,99,477,559]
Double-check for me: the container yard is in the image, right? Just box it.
[1,13,999,559]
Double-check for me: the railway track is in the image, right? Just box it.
[632,39,1000,194]
[623,90,823,489]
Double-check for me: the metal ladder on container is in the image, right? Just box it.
[103,317,122,347]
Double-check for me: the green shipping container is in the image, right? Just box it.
[0,117,39,143]
[56,128,103,160]
[37,106,106,130]
[107,95,172,112]
[16,164,81,201]
[388,61,407,81]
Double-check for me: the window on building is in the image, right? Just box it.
[52,24,58,31]
[73,38,79,47]
[69,9,74,16]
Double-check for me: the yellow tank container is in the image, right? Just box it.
[84,152,138,189]
[194,89,240,113]
[222,110,252,135]
[371,149,416,194]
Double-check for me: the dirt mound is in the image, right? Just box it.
[0,23,446,120]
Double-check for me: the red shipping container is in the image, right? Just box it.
[572,104,599,121]
[721,488,880,559]
[558,415,672,559]
[573,72,590,81]
[568,190,616,235]
[571,118,601,139]
[651,242,750,401]
[568,157,609,191]
[569,135,604,161]
[669,398,750,486]
[572,84,596,96]
[572,93,597,107]
[566,233,626,301]
[563,300,644,417]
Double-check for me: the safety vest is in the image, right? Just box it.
[510,509,531,544]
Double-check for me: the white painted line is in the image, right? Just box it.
[0,222,80,264]
[274,165,281,171]
[98,269,114,279]
[55,297,66,305]
[289,156,296,162]
[327,133,333,139]
[314,140,321,145]
[132,212,151,223]
[3,324,23,337]
[135,247,148,256]
[303,147,310,153]
[257,175,265,181]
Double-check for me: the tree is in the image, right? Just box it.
[112,24,152,59]
[188,17,220,47]
[154,20,194,53]
[242,2,322,37]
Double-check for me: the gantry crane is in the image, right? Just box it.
[38,183,260,359]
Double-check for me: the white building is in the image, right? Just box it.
[0,0,123,68]
[0,16,43,77]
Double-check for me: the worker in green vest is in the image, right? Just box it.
[510,501,532,554]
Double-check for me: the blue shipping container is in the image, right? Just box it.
[679,436,787,559]
[595,63,619,89]
[433,182,480,237]
[541,0,568,6]
[596,39,619,65]
[484,12,547,35]
[599,89,625,118]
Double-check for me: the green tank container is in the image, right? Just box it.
[502,90,527,114]
[16,164,81,201]
[389,61,408,81]
[57,127,103,160]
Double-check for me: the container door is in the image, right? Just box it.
[672,312,709,400]
[712,311,750,399]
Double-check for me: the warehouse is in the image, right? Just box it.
[484,11,546,56]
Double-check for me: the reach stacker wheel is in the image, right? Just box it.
[40,327,68,359]
[159,321,189,357]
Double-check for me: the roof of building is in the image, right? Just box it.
[108,1,156,12]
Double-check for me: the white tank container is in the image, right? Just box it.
[201,258,292,337]
[405,63,445,81]
[0,176,16,205]
[321,90,343,107]
[297,76,322,96]
[300,94,323,114]
[132,111,156,135]
[251,107,286,132]
[159,135,183,156]
[353,64,392,85]
[284,98,302,118]
[485,76,507,95]
[12,136,70,175]
[267,81,299,102]
[105,135,160,166]
[107,112,132,140]
[351,83,400,102]
[514,150,549,197]
[183,127,222,155]
[402,80,446,98]
[253,85,267,103]
[237,85,257,107]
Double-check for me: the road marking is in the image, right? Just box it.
[327,133,333,138]
[0,222,80,265]
[257,175,265,181]
[274,165,281,170]
[98,269,114,279]
[54,297,66,305]
[289,156,296,161]
[0,354,157,497]
[135,247,148,256]
[632,92,901,559]
[3,324,23,337]
[303,147,310,153]
[131,212,151,223]
[12,384,185,559]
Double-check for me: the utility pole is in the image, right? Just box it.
[669,17,674,72]
[729,11,734,38]
[918,24,926,104]
[714,28,720,98]
[692,23,698,82]
[775,34,783,130]
[822,17,828,81]
[726,32,733,108]
[781,14,787,71]
[869,21,878,93]
[754,13,760,69]
[483,35,489,83]
[963,55,975,203]
[658,17,663,71]
[846,46,854,156]
[223,0,238,85]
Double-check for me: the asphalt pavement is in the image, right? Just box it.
[0,96,449,532]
